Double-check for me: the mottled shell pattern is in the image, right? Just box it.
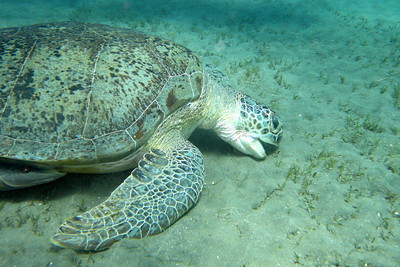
[0,22,203,169]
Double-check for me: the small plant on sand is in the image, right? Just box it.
[393,83,400,108]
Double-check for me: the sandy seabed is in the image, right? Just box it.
[0,0,399,266]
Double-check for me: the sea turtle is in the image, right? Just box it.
[0,22,282,251]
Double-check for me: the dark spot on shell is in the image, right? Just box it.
[2,106,11,117]
[56,112,65,123]
[134,119,145,139]
[11,126,29,133]
[166,90,177,109]
[53,51,61,58]
[135,127,145,140]
[14,68,35,100]
[68,84,84,93]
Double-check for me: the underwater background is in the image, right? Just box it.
[0,0,399,266]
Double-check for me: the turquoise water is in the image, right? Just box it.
[0,0,399,266]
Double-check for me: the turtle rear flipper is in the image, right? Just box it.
[0,163,65,190]
[51,140,205,251]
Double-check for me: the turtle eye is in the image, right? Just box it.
[272,117,280,130]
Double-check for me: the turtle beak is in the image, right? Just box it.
[244,139,266,159]
[231,125,282,160]
[249,128,282,159]
[232,134,266,160]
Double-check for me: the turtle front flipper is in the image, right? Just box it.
[51,140,205,251]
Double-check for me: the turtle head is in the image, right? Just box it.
[214,94,283,159]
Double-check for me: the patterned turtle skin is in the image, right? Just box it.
[0,22,283,251]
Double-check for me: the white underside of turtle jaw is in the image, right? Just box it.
[229,130,266,159]
[214,114,266,159]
